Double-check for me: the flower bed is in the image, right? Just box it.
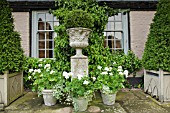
[144,69,170,102]
[0,71,23,106]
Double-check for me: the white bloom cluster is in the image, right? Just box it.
[77,74,84,80]
[34,69,41,73]
[44,64,50,69]
[83,80,89,85]
[63,71,73,79]
[50,70,55,74]
[29,69,34,73]
[92,77,96,81]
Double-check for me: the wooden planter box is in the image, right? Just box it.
[0,71,23,106]
[144,69,170,102]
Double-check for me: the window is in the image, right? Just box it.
[104,13,129,54]
[32,11,59,58]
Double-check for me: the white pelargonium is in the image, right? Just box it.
[68,72,73,77]
[113,62,116,65]
[83,80,89,85]
[28,76,31,80]
[97,66,102,70]
[119,71,124,75]
[44,64,50,69]
[50,70,55,74]
[118,66,123,72]
[63,71,70,79]
[104,67,109,71]
[124,70,129,78]
[77,74,83,80]
[101,71,108,75]
[109,73,113,76]
[92,77,96,81]
[29,69,34,73]
[38,59,43,62]
[38,64,42,67]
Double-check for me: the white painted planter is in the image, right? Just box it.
[0,71,23,106]
[73,97,88,111]
[101,92,116,105]
[42,89,57,106]
[144,69,170,102]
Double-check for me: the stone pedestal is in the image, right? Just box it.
[67,27,91,78]
[71,56,88,78]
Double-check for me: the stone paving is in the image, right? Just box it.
[1,89,170,113]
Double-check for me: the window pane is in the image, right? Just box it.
[38,21,45,30]
[39,50,45,58]
[46,22,53,30]
[38,32,45,40]
[46,41,53,49]
[115,13,122,21]
[46,50,53,58]
[39,41,45,49]
[38,13,45,21]
[46,32,53,39]
[46,13,54,22]
[115,22,122,30]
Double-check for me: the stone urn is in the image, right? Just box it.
[73,97,89,111]
[101,92,116,105]
[67,27,91,78]
[42,89,57,106]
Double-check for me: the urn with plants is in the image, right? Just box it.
[94,63,128,105]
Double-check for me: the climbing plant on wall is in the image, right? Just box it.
[53,0,121,76]
[142,0,170,71]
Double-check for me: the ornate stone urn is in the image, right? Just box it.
[67,27,91,78]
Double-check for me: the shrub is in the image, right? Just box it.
[0,0,25,74]
[142,0,170,71]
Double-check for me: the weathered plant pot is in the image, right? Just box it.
[101,92,116,105]
[73,97,88,111]
[144,69,170,102]
[42,89,57,106]
[0,71,23,106]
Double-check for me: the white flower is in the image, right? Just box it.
[38,59,43,62]
[37,69,41,73]
[124,70,129,78]
[65,75,70,79]
[38,64,42,67]
[109,67,112,71]
[113,62,116,65]
[83,80,89,85]
[97,66,102,70]
[50,70,55,74]
[34,69,41,73]
[29,69,34,73]
[118,66,123,72]
[63,71,69,79]
[68,72,73,77]
[101,72,108,75]
[92,77,96,81]
[77,74,83,80]
[119,71,123,75]
[104,67,109,71]
[44,64,50,69]
[28,76,31,80]
[109,73,113,76]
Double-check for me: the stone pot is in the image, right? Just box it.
[42,89,57,106]
[101,92,116,105]
[73,97,88,111]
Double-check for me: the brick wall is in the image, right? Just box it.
[130,11,155,59]
[12,12,30,57]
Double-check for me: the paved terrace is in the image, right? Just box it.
[1,89,170,113]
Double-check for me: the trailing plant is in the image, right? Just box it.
[142,0,170,71]
[0,0,25,74]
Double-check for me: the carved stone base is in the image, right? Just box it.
[71,56,88,78]
[0,104,4,111]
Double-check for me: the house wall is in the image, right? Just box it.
[130,11,155,59]
[12,12,30,57]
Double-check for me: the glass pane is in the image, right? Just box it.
[46,32,53,39]
[115,22,122,30]
[54,21,59,27]
[39,41,45,49]
[39,50,45,58]
[38,21,45,30]
[46,22,53,30]
[38,13,45,21]
[38,32,45,40]
[46,41,53,49]
[114,32,122,40]
[46,50,53,58]
[115,13,122,21]
[116,40,122,48]
[46,13,54,21]
[108,16,114,21]
[107,22,115,31]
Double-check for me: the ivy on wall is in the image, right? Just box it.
[142,0,170,71]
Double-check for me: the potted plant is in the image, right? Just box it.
[61,71,94,111]
[0,0,25,106]
[28,58,59,106]
[94,64,128,105]
[142,0,170,102]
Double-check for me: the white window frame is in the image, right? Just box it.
[104,12,129,54]
[32,11,59,58]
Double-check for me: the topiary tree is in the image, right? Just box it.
[142,0,170,71]
[0,0,25,74]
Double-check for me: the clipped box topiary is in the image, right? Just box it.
[0,0,25,106]
[142,0,170,102]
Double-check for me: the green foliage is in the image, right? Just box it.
[142,0,170,71]
[0,0,25,74]
[64,10,94,29]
